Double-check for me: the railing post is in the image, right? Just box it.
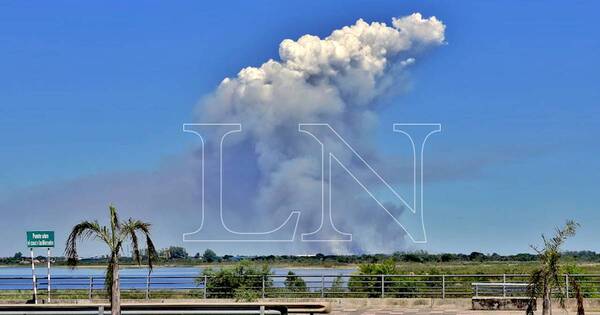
[442,275,446,299]
[262,275,266,299]
[88,276,93,301]
[381,275,385,298]
[565,274,570,299]
[145,274,150,300]
[503,274,506,297]
[203,275,207,299]
[321,275,325,298]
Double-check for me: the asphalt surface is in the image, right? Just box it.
[330,307,596,314]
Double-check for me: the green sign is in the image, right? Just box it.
[26,231,55,248]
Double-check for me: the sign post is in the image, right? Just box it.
[29,248,37,304]
[26,231,55,304]
[47,247,51,302]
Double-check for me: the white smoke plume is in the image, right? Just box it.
[0,13,451,256]
[196,13,446,253]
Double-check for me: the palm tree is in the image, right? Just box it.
[527,220,579,315]
[570,277,585,315]
[65,205,158,315]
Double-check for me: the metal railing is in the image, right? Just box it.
[2,274,600,301]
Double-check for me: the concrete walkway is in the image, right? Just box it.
[322,298,600,315]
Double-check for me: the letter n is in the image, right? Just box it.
[299,123,441,243]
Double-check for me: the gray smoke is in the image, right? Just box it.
[196,14,446,253]
[0,14,447,256]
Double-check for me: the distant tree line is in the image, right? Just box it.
[245,250,600,264]
[3,249,600,265]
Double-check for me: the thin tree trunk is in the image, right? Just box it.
[569,278,586,315]
[542,284,551,315]
[111,261,120,315]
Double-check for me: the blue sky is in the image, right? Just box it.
[0,0,599,256]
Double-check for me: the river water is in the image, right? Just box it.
[0,266,357,290]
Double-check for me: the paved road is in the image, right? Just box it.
[330,307,598,314]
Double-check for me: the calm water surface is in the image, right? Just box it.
[0,266,356,290]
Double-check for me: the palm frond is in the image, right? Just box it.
[120,219,158,272]
[528,220,581,314]
[120,219,142,265]
[64,220,107,267]
[109,205,120,242]
[527,268,543,298]
[144,234,158,271]
[66,204,159,311]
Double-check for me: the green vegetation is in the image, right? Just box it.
[347,259,447,298]
[199,261,271,298]
[0,288,206,301]
[6,248,600,272]
[348,259,398,297]
[324,275,347,297]
[203,249,219,263]
[527,220,582,315]
[284,271,307,292]
[1,214,597,312]
[65,205,158,315]
[233,288,261,302]
[159,246,188,259]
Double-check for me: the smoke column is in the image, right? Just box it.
[195,13,446,253]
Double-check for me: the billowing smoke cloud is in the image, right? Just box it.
[0,14,447,256]
[196,14,446,253]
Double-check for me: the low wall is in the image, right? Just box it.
[472,297,533,310]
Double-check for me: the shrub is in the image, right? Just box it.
[348,259,398,297]
[324,275,347,297]
[234,288,260,302]
[198,261,272,298]
[284,271,307,292]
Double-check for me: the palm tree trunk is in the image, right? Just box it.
[111,261,121,315]
[542,284,552,315]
